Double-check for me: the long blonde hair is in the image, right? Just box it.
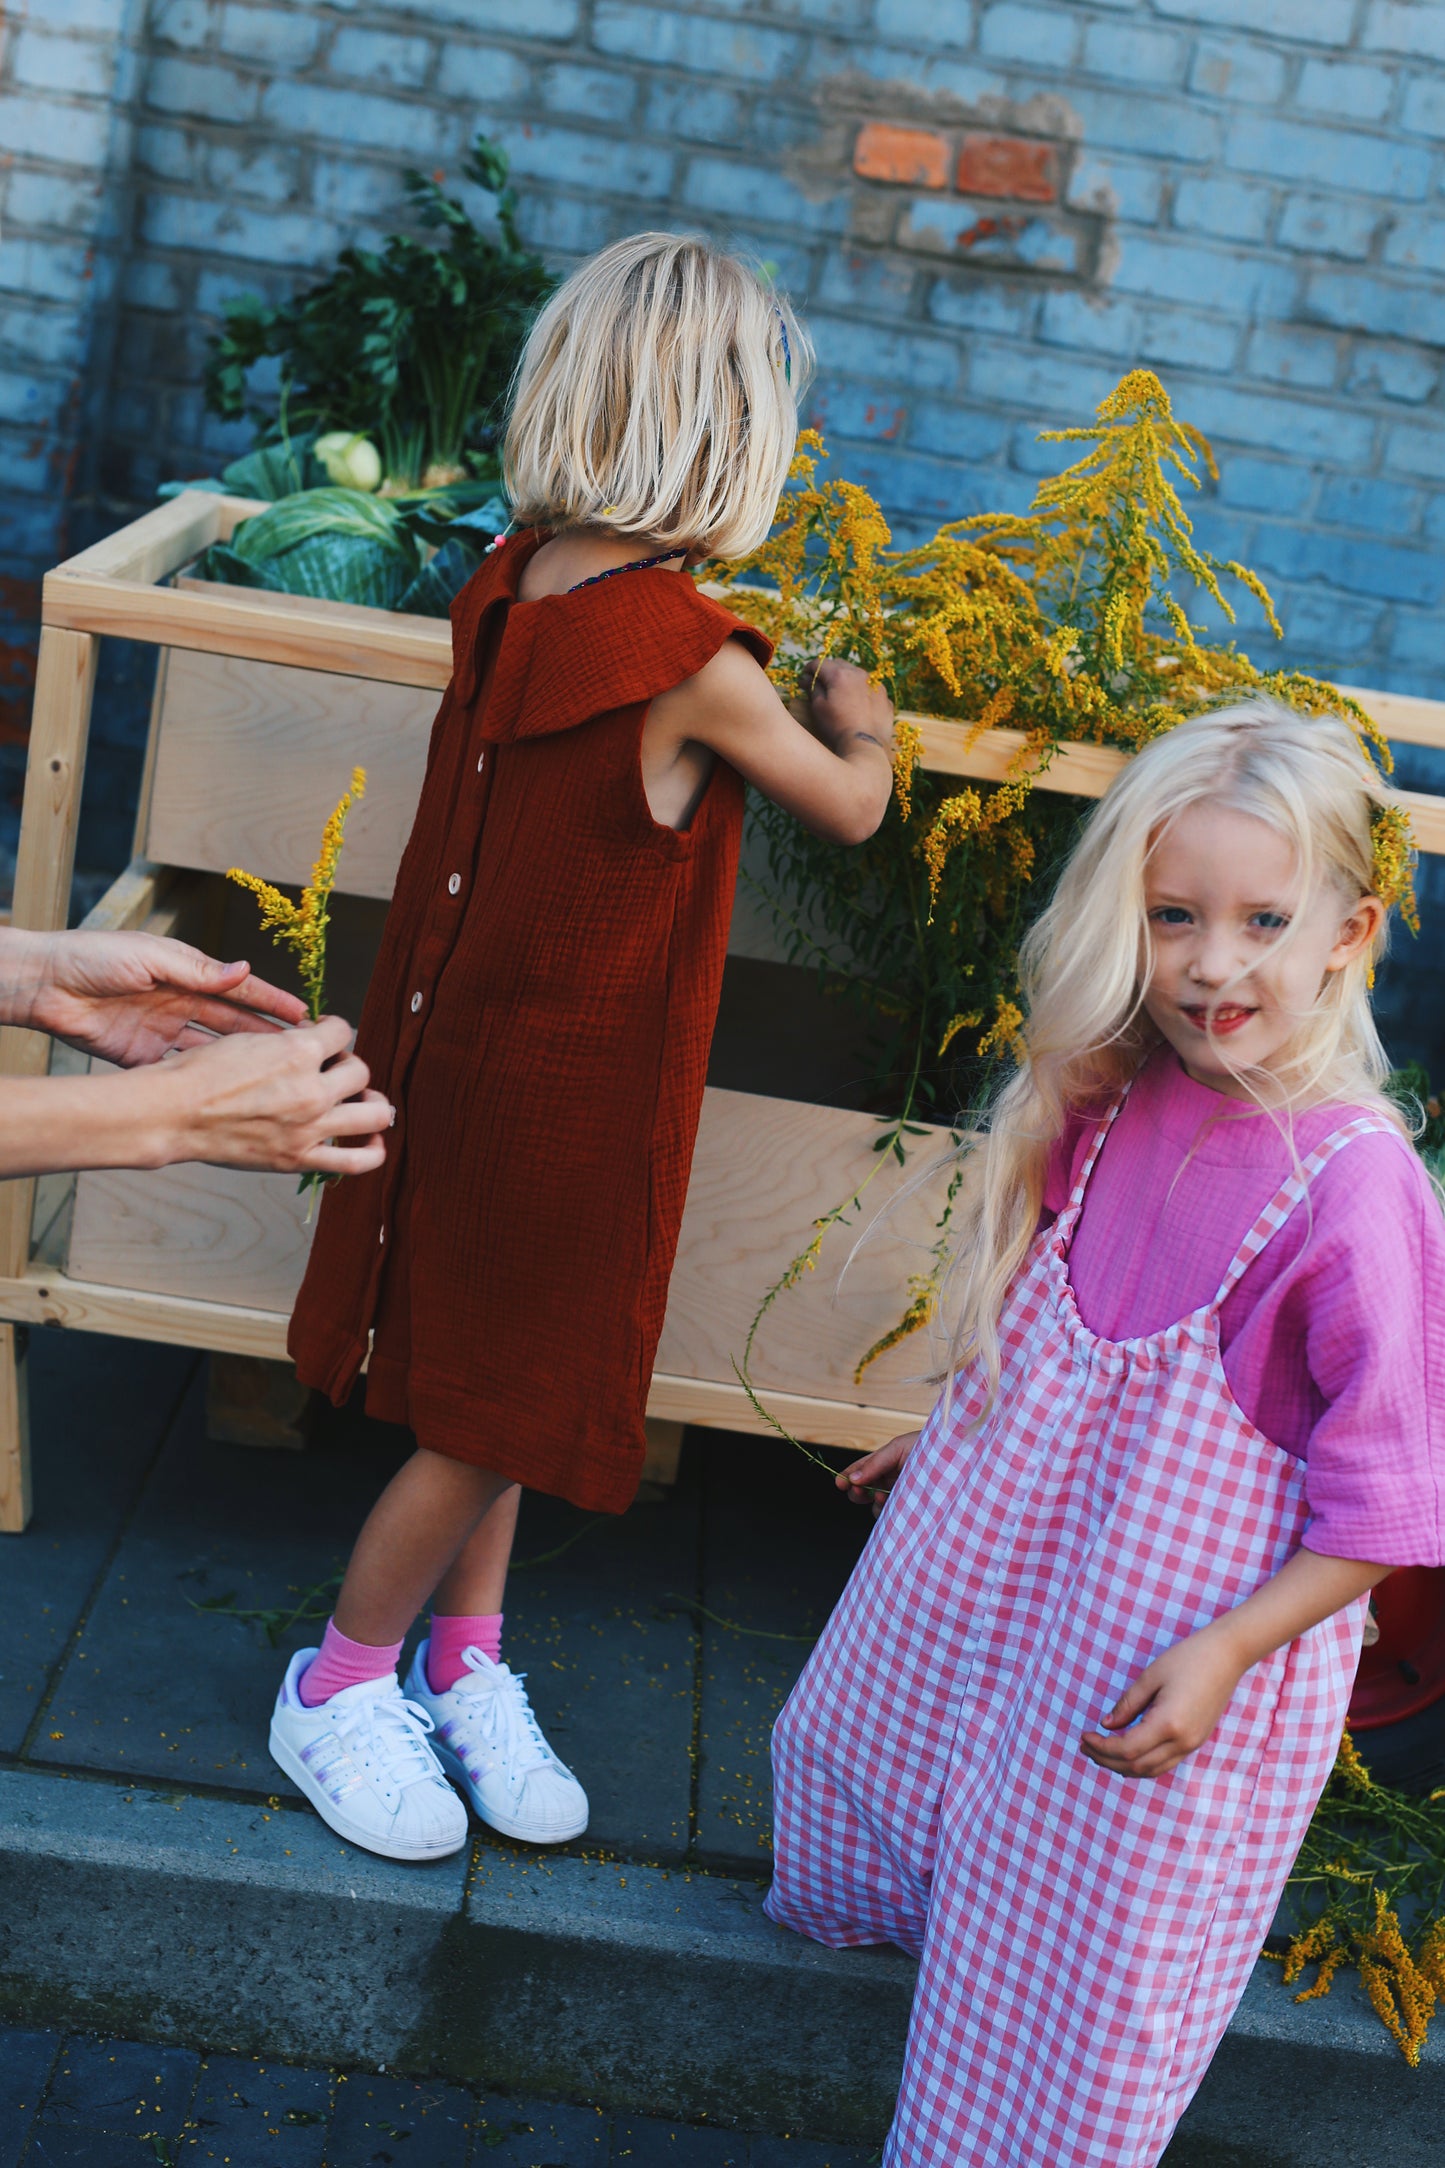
[945,698,1405,1397]
[503,232,810,559]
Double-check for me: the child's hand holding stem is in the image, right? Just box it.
[838,1429,920,1516]
[1081,1547,1392,1781]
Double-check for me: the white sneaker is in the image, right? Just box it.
[269,1648,468,1863]
[406,1640,589,1845]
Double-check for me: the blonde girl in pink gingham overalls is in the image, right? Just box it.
[767,699,1445,2168]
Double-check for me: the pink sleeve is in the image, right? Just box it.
[1297,1135,1445,1566]
[1039,1107,1102,1227]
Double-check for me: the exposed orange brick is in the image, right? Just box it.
[956,135,1057,204]
[854,122,950,190]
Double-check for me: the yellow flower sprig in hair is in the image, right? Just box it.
[227,767,367,1022]
[1371,802,1419,934]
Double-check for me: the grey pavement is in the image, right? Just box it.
[2,1332,1444,2162]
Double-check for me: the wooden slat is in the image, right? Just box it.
[0,1323,32,1534]
[43,570,452,688]
[645,1372,919,1453]
[916,715,1445,852]
[0,1264,292,1359]
[49,490,223,585]
[76,858,175,935]
[1338,684,1445,752]
[142,649,435,896]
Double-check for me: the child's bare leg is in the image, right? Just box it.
[432,1482,521,1616]
[333,1447,512,1644]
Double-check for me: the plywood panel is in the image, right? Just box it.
[143,648,436,896]
[67,1087,956,1422]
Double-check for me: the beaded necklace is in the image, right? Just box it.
[568,548,685,593]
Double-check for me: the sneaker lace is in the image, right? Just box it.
[337,1689,440,1789]
[457,1648,551,1776]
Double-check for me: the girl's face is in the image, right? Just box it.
[1140,801,1383,1101]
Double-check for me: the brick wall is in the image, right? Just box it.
[2,0,1445,1043]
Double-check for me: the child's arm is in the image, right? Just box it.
[1080,1547,1392,1781]
[646,641,895,845]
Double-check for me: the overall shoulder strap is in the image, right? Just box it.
[1210,1116,1398,1310]
[1060,1092,1128,1224]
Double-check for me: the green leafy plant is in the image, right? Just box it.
[204,134,553,491]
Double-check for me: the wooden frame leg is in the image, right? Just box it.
[641,1417,684,1489]
[0,1324,32,1532]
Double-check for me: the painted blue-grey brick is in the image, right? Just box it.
[978,4,1080,68]
[1110,232,1298,317]
[1252,524,1443,605]
[1225,114,1433,198]
[1400,73,1445,139]
[805,383,910,445]
[141,193,343,267]
[150,0,212,44]
[0,374,69,432]
[682,157,848,234]
[593,4,804,84]
[0,430,59,495]
[641,81,748,144]
[434,42,531,106]
[927,274,1039,339]
[1066,84,1222,163]
[34,0,125,27]
[1066,155,1165,227]
[146,56,260,125]
[0,94,112,166]
[907,399,1012,463]
[1139,305,1242,373]
[1172,175,1273,245]
[505,123,674,201]
[872,0,975,44]
[1306,268,1445,347]
[219,1,324,70]
[1082,19,1186,88]
[804,312,961,393]
[698,0,868,20]
[1294,57,1397,122]
[815,41,1007,109]
[541,64,637,124]
[1216,456,1317,517]
[1189,36,1288,106]
[1246,323,1340,391]
[0,238,102,309]
[3,170,109,233]
[207,142,303,207]
[0,303,86,373]
[259,80,457,156]
[135,122,197,185]
[1278,194,1380,261]
[1383,214,1445,275]
[311,156,418,222]
[1154,0,1355,42]
[1038,289,1138,358]
[1348,343,1439,403]
[1363,1,1445,64]
[1318,474,1425,538]
[9,26,116,100]
[1384,420,1445,483]
[1281,586,1386,657]
[824,441,995,521]
[353,0,580,33]
[967,342,1120,417]
[1183,382,1376,466]
[328,28,435,90]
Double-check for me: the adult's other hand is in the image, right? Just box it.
[9,927,308,1064]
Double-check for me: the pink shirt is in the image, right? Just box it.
[1041,1049,1445,1566]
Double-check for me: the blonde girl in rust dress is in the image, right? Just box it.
[274,235,897,1862]
[768,700,1445,2167]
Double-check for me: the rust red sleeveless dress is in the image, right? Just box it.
[288,532,771,1514]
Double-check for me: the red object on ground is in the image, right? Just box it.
[1347,1565,1445,1729]
[290,532,770,1515]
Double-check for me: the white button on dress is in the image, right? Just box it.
[410,992,423,1013]
[448,873,461,896]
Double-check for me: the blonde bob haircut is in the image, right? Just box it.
[503,231,810,560]
[940,697,1406,1408]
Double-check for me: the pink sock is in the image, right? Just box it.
[298,1619,404,1709]
[427,1612,503,1694]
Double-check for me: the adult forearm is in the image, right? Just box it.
[0,1069,178,1177]
[0,929,52,1033]
[1217,1547,1391,1670]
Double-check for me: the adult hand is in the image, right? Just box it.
[153,1014,390,1175]
[837,1429,919,1517]
[16,928,307,1065]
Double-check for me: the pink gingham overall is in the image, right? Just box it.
[767,1099,1381,2168]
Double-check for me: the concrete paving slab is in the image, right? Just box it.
[0,1332,195,1753]
[694,1435,863,1868]
[36,2032,198,2134]
[0,2026,60,2168]
[31,1371,411,1794]
[183,2053,333,2166]
[328,2070,475,2167]
[474,2094,612,2164]
[501,1468,701,1864]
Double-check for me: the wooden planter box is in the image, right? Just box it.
[2,489,1443,1532]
